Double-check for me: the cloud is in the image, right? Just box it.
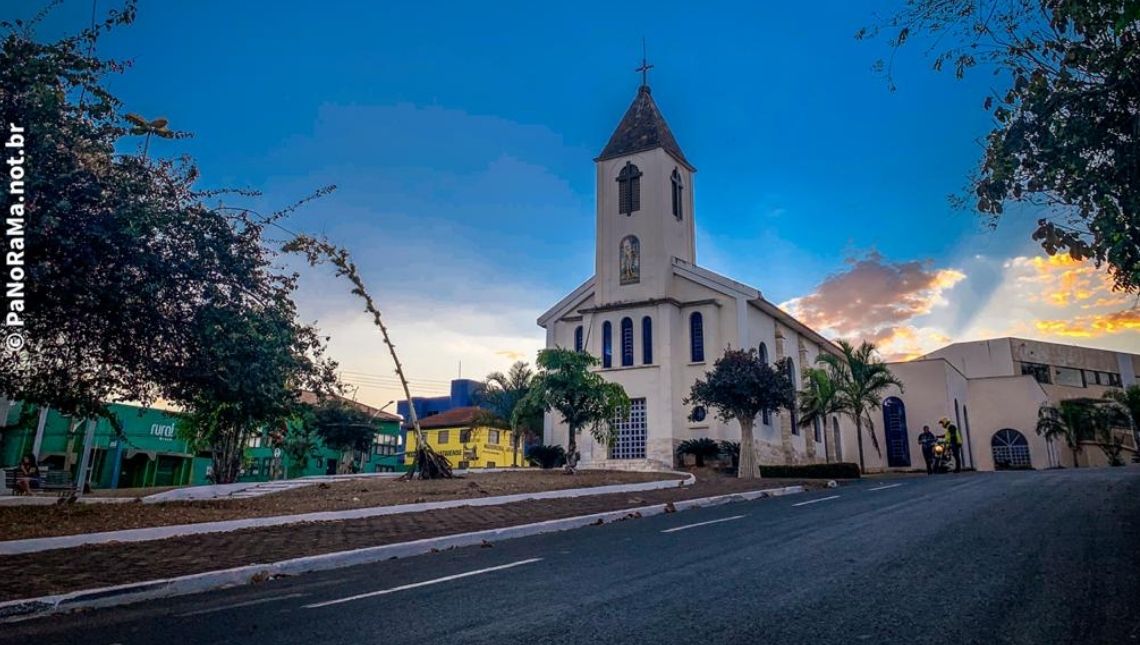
[781,251,966,359]
[956,252,1139,352]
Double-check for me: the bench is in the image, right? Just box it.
[3,468,77,496]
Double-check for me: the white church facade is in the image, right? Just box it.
[538,80,859,471]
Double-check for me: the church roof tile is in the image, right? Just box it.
[596,86,693,171]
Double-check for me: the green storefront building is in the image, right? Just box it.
[0,402,207,489]
[0,397,405,490]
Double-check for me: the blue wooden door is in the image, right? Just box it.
[882,397,911,468]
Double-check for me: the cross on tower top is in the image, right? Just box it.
[635,38,654,88]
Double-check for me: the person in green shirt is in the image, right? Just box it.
[939,417,964,473]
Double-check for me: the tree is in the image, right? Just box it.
[685,349,795,479]
[1104,384,1140,439]
[1039,397,1131,466]
[309,399,378,473]
[518,349,630,473]
[285,235,452,479]
[282,423,322,478]
[815,341,903,474]
[476,362,543,467]
[860,1,1140,292]
[0,4,337,463]
[798,367,844,463]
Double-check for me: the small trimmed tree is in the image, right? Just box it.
[685,349,795,479]
[519,349,630,473]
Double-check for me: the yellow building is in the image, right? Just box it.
[404,406,527,469]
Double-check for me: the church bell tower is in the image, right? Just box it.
[593,57,695,305]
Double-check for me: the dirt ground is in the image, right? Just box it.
[0,476,820,601]
[0,470,683,541]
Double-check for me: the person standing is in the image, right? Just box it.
[918,425,937,474]
[939,417,964,473]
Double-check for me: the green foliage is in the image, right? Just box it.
[307,399,377,453]
[686,348,795,479]
[282,423,322,474]
[815,340,904,473]
[519,349,630,471]
[861,0,1140,291]
[1038,397,1130,466]
[1103,384,1140,432]
[525,444,567,469]
[685,349,795,426]
[798,367,843,435]
[0,4,337,483]
[676,437,722,467]
[476,361,543,467]
[759,463,861,479]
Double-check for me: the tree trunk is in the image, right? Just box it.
[738,417,758,479]
[565,426,579,473]
[855,416,867,474]
[512,430,520,467]
[1072,445,1080,468]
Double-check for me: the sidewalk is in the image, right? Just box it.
[0,477,817,602]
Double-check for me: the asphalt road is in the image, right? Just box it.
[4,468,1139,645]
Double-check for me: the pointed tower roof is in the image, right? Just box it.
[596,85,694,171]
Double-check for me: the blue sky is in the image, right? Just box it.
[25,1,1137,404]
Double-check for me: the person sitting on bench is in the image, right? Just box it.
[15,454,40,495]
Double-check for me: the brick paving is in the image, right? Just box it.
[0,478,816,601]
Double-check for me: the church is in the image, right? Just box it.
[538,74,857,471]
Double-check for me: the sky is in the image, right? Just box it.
[23,0,1140,407]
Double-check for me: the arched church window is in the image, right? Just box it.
[602,321,613,368]
[689,312,705,363]
[620,317,634,367]
[574,325,584,353]
[641,316,653,365]
[671,168,683,220]
[619,236,640,285]
[617,162,641,215]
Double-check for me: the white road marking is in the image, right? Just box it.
[177,592,307,617]
[792,495,840,507]
[660,514,746,533]
[304,558,543,609]
[868,483,903,492]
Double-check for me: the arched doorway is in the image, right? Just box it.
[991,429,1031,470]
[882,397,911,467]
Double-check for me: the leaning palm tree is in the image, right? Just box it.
[477,361,543,467]
[816,340,903,474]
[285,235,452,479]
[797,366,842,462]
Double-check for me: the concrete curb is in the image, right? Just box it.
[0,484,804,622]
[0,471,695,555]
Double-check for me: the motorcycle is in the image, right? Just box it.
[930,437,954,473]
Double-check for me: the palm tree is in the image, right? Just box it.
[797,367,842,463]
[1104,385,1140,462]
[478,361,542,467]
[815,340,903,474]
[1036,399,1096,468]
